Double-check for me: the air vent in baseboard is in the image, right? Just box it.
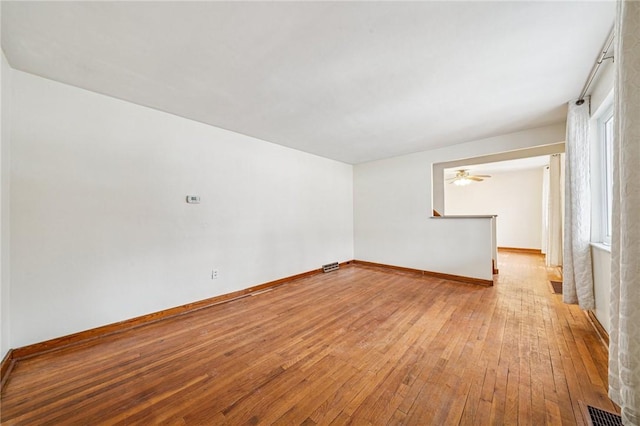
[322,262,339,273]
[580,401,622,426]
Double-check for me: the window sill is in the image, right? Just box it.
[590,242,611,253]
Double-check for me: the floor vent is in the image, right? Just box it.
[550,280,563,294]
[580,402,622,426]
[322,262,339,273]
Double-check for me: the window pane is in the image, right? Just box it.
[604,114,614,240]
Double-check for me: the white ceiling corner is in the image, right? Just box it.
[1,1,615,164]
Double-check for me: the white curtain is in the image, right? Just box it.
[563,100,594,309]
[609,1,640,424]
[546,154,563,267]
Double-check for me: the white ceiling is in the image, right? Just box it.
[1,1,615,164]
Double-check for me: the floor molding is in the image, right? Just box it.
[9,261,353,362]
[352,260,493,287]
[498,247,543,254]
[586,310,609,348]
[1,349,15,391]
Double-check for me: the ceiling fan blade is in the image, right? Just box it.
[471,174,491,178]
[468,176,484,181]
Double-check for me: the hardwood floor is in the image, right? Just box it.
[1,253,615,424]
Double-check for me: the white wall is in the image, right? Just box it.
[1,50,12,359]
[8,69,354,349]
[591,58,615,115]
[445,168,544,249]
[354,123,565,281]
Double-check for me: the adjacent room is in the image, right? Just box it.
[1,1,639,424]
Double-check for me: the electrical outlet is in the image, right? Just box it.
[211,269,219,280]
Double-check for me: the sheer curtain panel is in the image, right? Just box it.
[609,1,640,424]
[563,100,594,309]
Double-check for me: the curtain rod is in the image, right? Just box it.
[576,27,615,106]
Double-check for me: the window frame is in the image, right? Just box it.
[590,99,615,246]
[597,104,614,245]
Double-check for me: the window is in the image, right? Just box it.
[600,107,614,244]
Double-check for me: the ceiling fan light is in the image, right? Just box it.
[454,178,471,186]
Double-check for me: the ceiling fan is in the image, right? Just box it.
[446,169,491,186]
